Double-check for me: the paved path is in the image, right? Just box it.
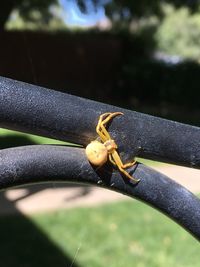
[1,164,200,215]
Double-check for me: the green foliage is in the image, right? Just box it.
[0,0,59,30]
[156,4,200,60]
[104,2,200,61]
[6,7,66,30]
[2,0,200,33]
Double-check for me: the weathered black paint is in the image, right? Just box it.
[0,145,200,240]
[0,76,200,167]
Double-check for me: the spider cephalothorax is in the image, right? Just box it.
[104,139,117,153]
[85,112,139,183]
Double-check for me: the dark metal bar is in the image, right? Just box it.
[0,145,200,240]
[0,76,200,168]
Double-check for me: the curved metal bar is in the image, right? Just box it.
[1,145,200,240]
[1,76,200,167]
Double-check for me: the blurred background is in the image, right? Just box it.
[0,1,200,266]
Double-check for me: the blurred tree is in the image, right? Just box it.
[155,4,200,60]
[0,0,59,30]
[2,0,200,32]
[6,4,66,30]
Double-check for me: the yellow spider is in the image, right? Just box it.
[85,112,139,183]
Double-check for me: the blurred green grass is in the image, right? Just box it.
[0,128,68,146]
[0,200,198,267]
[32,201,199,267]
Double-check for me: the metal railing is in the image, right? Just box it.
[0,76,200,240]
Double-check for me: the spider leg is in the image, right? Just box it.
[122,160,137,168]
[96,112,123,142]
[96,113,112,141]
[109,154,116,166]
[100,112,123,127]
[96,127,108,142]
[97,126,110,141]
[110,150,140,182]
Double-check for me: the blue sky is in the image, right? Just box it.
[59,0,107,27]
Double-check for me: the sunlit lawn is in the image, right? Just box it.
[0,200,198,267]
[31,201,199,267]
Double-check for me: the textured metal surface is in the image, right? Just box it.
[0,76,200,240]
[1,76,200,167]
[0,145,200,240]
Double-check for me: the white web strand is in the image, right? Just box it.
[69,242,82,267]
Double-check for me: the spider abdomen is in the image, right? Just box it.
[85,141,108,166]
